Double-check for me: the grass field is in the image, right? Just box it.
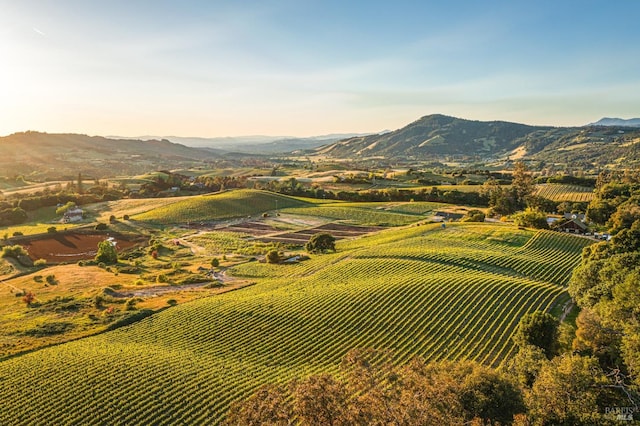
[0,222,592,425]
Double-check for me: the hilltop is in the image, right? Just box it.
[589,117,640,127]
[0,132,221,178]
[315,114,640,167]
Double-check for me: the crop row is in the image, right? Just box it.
[534,183,595,202]
[0,224,590,425]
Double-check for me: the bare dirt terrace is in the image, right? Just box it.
[254,222,386,245]
[19,232,144,263]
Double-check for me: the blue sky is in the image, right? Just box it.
[0,0,638,137]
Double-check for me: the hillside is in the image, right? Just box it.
[590,117,640,127]
[0,223,591,424]
[0,132,219,178]
[315,114,640,167]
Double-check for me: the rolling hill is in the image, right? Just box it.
[0,132,220,178]
[0,223,592,424]
[315,114,640,167]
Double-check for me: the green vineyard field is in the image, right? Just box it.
[0,223,592,425]
[534,183,595,202]
[133,189,311,224]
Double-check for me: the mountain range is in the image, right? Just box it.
[589,117,640,127]
[2,115,639,179]
[315,114,640,167]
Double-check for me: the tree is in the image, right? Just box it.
[95,240,118,264]
[512,311,559,358]
[306,233,336,253]
[527,355,609,425]
[22,291,35,307]
[211,257,220,268]
[266,250,281,264]
[225,384,290,426]
[511,161,535,210]
[512,208,549,229]
[461,209,486,222]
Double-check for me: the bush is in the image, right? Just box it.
[266,250,281,264]
[45,274,57,285]
[166,299,178,306]
[1,245,28,259]
[94,223,108,231]
[305,233,336,253]
[512,208,549,229]
[109,215,117,224]
[12,231,23,237]
[47,226,57,233]
[124,298,138,311]
[95,240,118,264]
[461,209,486,222]
[34,259,47,267]
[33,275,43,283]
[211,257,220,268]
[123,214,130,220]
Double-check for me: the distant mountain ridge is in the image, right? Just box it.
[315,114,640,167]
[589,117,640,127]
[128,133,372,153]
[0,132,218,178]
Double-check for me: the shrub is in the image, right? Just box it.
[22,291,35,307]
[47,226,57,233]
[109,215,117,224]
[1,245,28,259]
[95,223,108,231]
[156,274,168,283]
[266,250,281,264]
[33,275,43,283]
[12,231,23,236]
[34,259,47,267]
[513,208,549,229]
[94,294,105,309]
[166,299,178,306]
[124,298,138,311]
[95,240,118,264]
[45,274,57,285]
[211,257,220,268]
[461,209,486,222]
[305,233,336,253]
[123,214,130,220]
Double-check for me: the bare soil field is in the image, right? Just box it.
[21,233,143,263]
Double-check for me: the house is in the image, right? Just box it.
[563,213,586,222]
[553,218,588,234]
[61,208,83,223]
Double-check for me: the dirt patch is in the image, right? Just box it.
[21,233,143,263]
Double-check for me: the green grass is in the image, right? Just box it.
[134,189,311,224]
[0,223,593,425]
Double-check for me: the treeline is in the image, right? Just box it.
[0,183,124,226]
[567,173,640,418]
[261,178,490,206]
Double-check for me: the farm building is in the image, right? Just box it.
[553,218,588,234]
[61,208,84,223]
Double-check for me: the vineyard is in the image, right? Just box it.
[534,183,595,202]
[133,189,311,224]
[0,223,592,425]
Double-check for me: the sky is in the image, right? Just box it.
[0,0,639,138]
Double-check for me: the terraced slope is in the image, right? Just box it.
[0,223,592,425]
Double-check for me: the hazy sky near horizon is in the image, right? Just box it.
[1,0,638,137]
